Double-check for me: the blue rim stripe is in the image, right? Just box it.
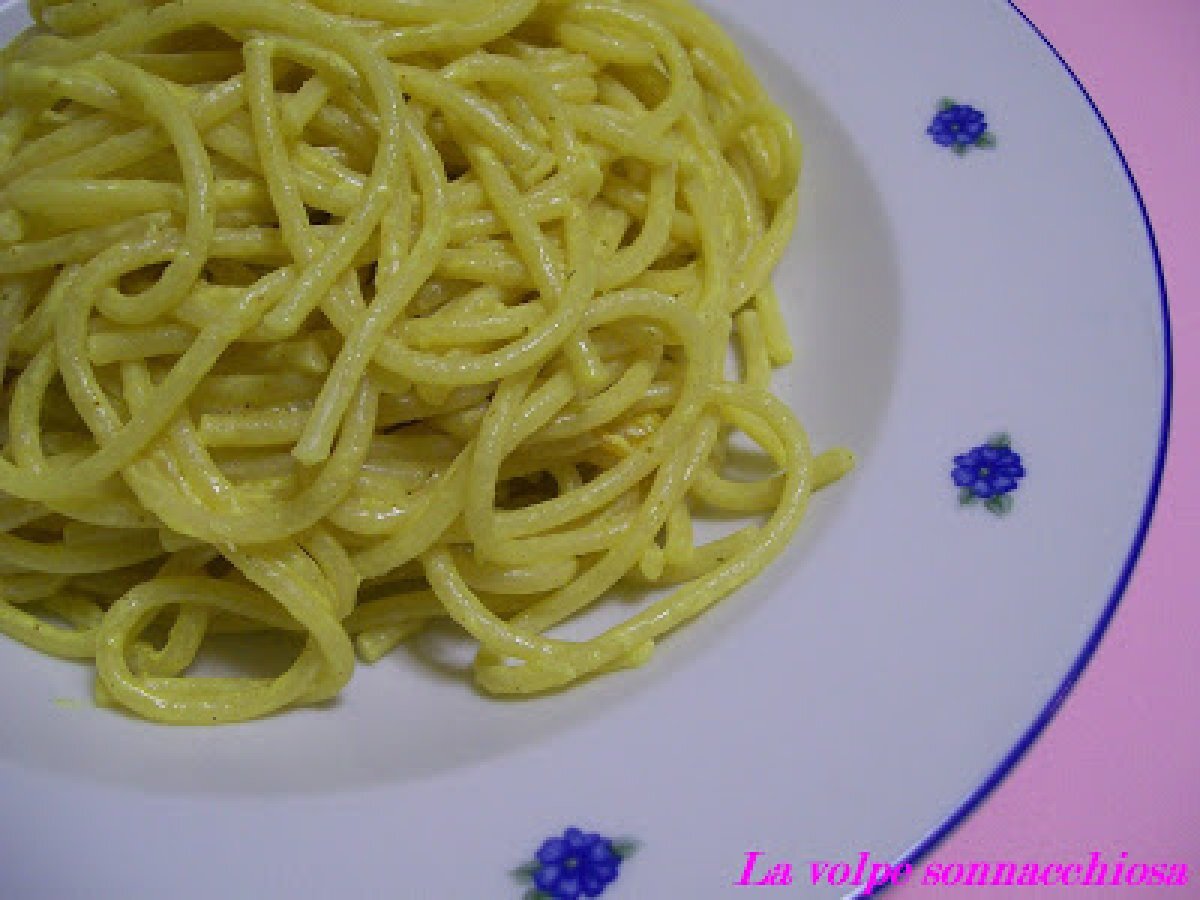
[854,4,1174,896]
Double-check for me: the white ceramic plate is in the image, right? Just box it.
[0,1,1168,898]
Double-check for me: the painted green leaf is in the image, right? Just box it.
[511,863,539,883]
[612,838,641,859]
[984,494,1015,515]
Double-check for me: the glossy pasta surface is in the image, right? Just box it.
[0,0,851,722]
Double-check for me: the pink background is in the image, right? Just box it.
[892,1,1200,896]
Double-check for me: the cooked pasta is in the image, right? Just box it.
[0,0,852,723]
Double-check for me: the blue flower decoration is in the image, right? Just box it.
[514,828,638,900]
[928,99,995,154]
[952,434,1025,515]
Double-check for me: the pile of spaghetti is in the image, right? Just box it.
[0,0,851,723]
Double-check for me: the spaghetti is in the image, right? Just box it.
[0,0,852,722]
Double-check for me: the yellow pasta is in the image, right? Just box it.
[0,0,852,723]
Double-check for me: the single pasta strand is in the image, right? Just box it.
[88,53,215,326]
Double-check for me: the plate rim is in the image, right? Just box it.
[869,2,1174,895]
